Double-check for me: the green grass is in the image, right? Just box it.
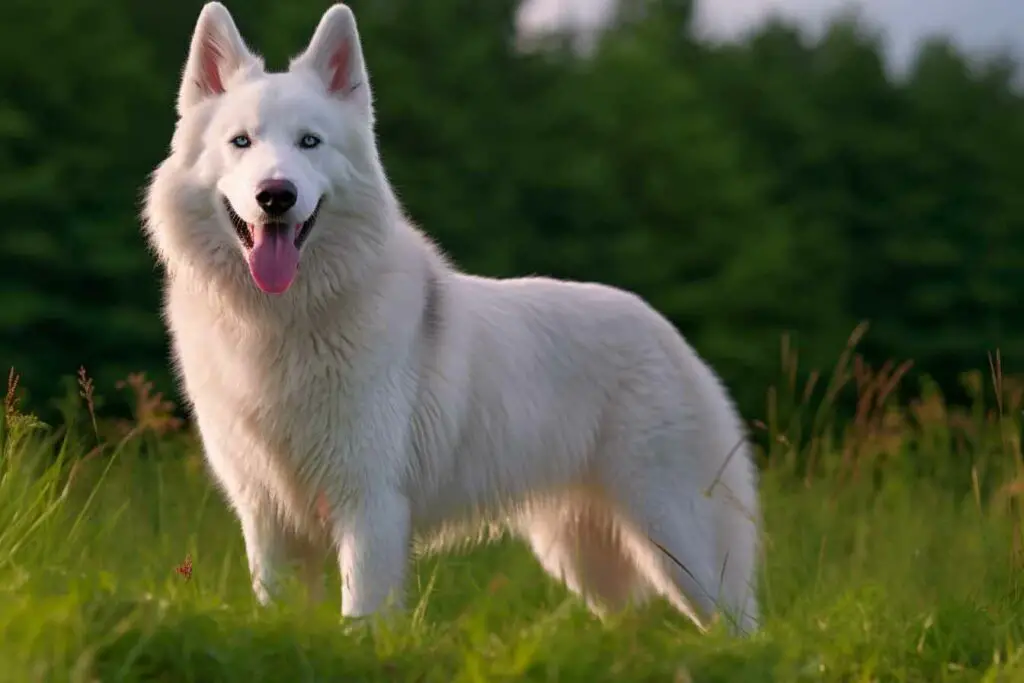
[1,352,1024,682]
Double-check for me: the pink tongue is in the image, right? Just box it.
[247,224,299,294]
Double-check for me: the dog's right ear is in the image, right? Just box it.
[178,3,258,114]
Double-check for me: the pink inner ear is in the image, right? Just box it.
[199,36,226,95]
[327,40,351,93]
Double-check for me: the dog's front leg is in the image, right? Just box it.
[238,507,290,606]
[333,489,411,618]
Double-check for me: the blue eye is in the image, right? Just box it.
[230,134,252,149]
[299,133,322,149]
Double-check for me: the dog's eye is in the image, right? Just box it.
[230,134,252,149]
[298,134,322,150]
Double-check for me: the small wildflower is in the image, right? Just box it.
[175,554,193,581]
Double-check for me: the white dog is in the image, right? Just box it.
[143,2,761,634]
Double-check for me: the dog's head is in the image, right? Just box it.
[145,3,390,297]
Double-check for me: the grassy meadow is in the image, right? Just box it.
[1,336,1023,682]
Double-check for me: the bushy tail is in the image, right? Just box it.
[657,314,762,634]
[711,435,761,633]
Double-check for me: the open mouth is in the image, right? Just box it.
[221,196,324,250]
[220,195,325,294]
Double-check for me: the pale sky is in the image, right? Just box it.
[519,0,1024,71]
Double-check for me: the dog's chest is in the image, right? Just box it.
[174,310,367,494]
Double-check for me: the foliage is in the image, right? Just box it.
[2,0,1023,420]
[1,357,1022,680]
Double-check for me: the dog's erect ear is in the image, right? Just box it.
[290,5,371,112]
[178,3,258,114]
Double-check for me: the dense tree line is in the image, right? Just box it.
[1,0,1021,419]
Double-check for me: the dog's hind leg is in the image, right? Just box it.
[292,534,330,606]
[520,500,649,617]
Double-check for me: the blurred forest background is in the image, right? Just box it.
[2,0,1023,423]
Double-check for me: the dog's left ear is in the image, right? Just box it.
[290,5,371,114]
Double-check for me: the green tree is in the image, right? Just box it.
[0,0,168,405]
[509,1,851,408]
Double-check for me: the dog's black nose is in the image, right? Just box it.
[255,179,298,216]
